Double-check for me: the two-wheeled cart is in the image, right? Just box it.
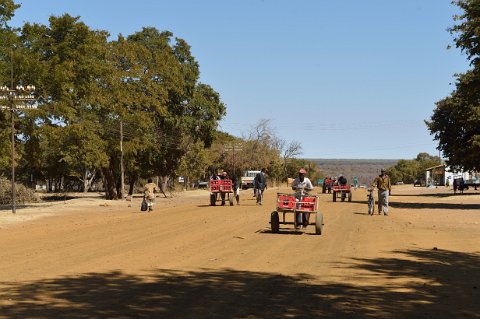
[210,179,235,206]
[270,193,323,235]
[332,185,352,202]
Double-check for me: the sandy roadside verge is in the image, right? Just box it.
[0,189,210,228]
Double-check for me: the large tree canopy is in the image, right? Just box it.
[427,0,480,172]
[0,4,227,198]
[1,2,312,199]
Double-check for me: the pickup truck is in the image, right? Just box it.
[241,170,261,189]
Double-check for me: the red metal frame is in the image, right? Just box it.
[276,193,318,213]
[332,185,351,192]
[210,179,233,193]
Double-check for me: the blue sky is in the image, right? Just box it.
[10,0,469,159]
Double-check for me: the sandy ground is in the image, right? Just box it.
[0,185,479,318]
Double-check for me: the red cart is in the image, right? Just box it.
[270,192,323,235]
[332,185,352,202]
[210,179,235,206]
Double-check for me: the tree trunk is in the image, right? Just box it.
[158,175,169,198]
[128,173,138,196]
[101,167,118,200]
[83,169,89,193]
[87,169,96,192]
[119,121,125,199]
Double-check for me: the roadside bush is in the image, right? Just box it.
[0,177,40,205]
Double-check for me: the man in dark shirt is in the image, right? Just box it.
[254,168,267,205]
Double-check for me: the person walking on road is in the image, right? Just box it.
[254,168,267,205]
[220,171,230,206]
[292,168,314,229]
[209,170,221,206]
[371,168,392,216]
[231,174,240,205]
[337,174,348,201]
[144,178,159,212]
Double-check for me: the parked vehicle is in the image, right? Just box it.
[196,180,208,189]
[241,170,261,189]
[413,180,422,187]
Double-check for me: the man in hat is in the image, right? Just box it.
[371,168,392,216]
[292,168,314,229]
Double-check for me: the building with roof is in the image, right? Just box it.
[425,164,479,187]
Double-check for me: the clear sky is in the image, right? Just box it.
[10,0,470,159]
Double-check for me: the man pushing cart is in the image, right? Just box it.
[270,168,324,234]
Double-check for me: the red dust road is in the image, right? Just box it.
[0,185,479,318]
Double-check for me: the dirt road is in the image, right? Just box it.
[0,186,479,318]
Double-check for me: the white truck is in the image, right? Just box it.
[241,170,261,189]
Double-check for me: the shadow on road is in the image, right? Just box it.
[1,249,478,318]
[347,198,480,211]
[257,228,307,235]
[392,192,478,198]
[389,201,480,210]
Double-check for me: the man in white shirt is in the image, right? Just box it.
[291,168,314,229]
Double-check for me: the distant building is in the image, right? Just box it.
[425,164,478,187]
[425,164,451,186]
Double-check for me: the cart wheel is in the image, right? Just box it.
[333,192,336,202]
[229,195,234,206]
[348,191,352,202]
[271,211,280,233]
[315,212,323,235]
[210,194,216,206]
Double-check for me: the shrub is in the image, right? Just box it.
[0,176,40,205]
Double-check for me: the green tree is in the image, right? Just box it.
[18,14,111,192]
[427,0,480,172]
[0,0,20,174]
[127,28,225,195]
[387,153,440,184]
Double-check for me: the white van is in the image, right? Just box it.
[241,170,261,189]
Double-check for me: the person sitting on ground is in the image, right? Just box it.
[292,168,314,229]
[144,178,159,212]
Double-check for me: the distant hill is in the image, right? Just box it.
[306,159,399,186]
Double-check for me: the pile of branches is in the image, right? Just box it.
[0,177,39,205]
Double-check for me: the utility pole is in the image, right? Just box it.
[0,85,38,213]
[0,47,38,213]
[120,120,125,199]
[224,142,243,177]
